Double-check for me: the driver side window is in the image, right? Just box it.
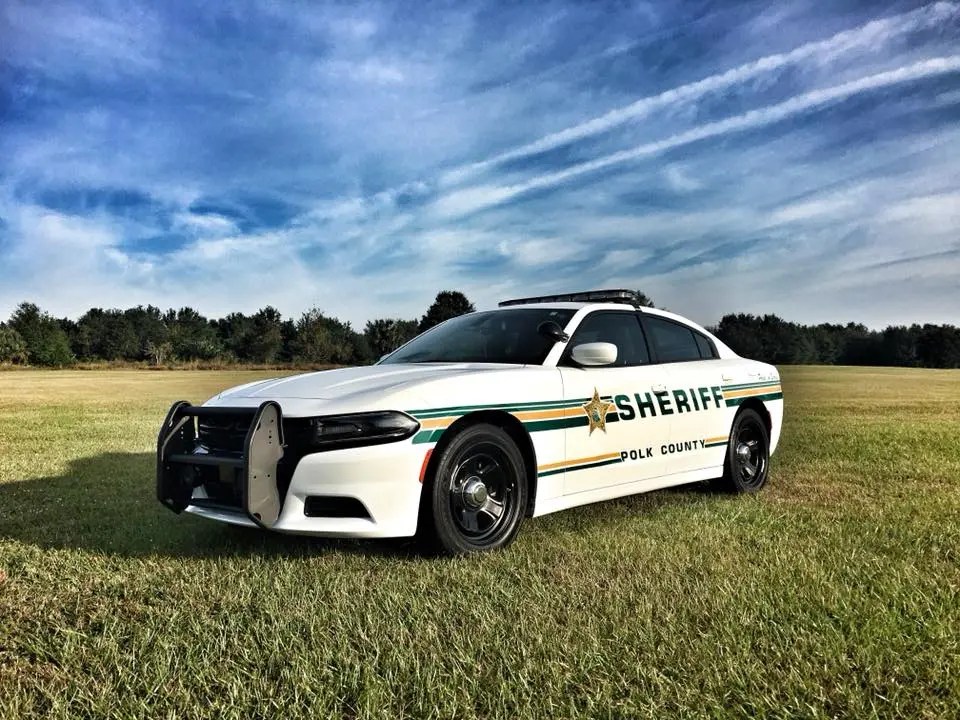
[563,312,650,367]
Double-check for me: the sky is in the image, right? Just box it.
[1,0,959,329]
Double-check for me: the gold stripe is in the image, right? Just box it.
[703,435,728,445]
[419,416,457,429]
[511,406,580,422]
[723,384,781,399]
[420,405,582,428]
[538,451,622,473]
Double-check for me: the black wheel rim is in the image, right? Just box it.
[733,418,767,489]
[448,443,517,543]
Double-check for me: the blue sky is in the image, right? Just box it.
[1,0,959,328]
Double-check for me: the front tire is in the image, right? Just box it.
[420,423,528,555]
[720,408,770,492]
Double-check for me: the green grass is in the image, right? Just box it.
[1,367,959,718]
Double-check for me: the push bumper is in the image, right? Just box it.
[157,401,426,538]
[157,401,285,527]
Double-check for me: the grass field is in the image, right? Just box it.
[1,367,959,718]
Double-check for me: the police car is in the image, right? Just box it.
[157,290,783,554]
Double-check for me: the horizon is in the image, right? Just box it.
[2,1,959,329]
[6,290,955,334]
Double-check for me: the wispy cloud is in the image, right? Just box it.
[1,0,959,328]
[442,2,959,185]
[431,56,960,218]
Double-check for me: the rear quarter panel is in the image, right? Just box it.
[718,359,783,454]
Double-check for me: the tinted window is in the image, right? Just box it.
[381,308,576,365]
[564,312,650,367]
[694,332,717,359]
[645,316,701,363]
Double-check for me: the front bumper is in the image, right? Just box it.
[157,402,425,538]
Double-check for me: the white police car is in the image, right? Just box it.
[158,290,783,554]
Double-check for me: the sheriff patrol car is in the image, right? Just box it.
[157,290,783,554]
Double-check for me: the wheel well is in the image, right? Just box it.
[421,411,539,517]
[737,398,772,434]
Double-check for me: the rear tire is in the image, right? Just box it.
[419,423,527,555]
[720,408,770,493]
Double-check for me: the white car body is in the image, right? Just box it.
[157,300,783,540]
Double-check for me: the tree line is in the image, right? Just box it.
[710,314,960,369]
[0,290,957,368]
[0,291,474,367]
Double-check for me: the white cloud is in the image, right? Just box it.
[2,0,959,332]
[173,212,238,236]
[662,165,702,193]
[442,2,960,184]
[3,0,161,79]
[499,237,588,266]
[428,55,960,217]
[322,58,408,85]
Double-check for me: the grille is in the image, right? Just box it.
[194,414,331,507]
[197,416,250,455]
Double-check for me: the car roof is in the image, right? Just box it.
[492,302,717,336]
[494,301,666,315]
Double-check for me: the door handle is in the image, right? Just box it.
[651,383,667,392]
[721,375,734,382]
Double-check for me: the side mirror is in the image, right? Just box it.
[538,320,569,343]
[571,342,618,367]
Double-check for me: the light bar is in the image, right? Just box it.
[499,289,645,308]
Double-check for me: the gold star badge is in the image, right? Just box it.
[582,388,615,435]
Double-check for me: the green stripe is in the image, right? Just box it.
[721,381,781,391]
[411,396,622,438]
[412,429,445,444]
[704,440,728,448]
[524,416,588,433]
[725,391,783,407]
[524,413,620,433]
[409,398,589,418]
[539,457,622,478]
[537,467,566,478]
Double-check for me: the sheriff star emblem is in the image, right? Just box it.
[582,388,614,435]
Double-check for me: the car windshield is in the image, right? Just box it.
[380,308,576,365]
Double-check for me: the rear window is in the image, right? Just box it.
[694,332,717,359]
[646,316,711,363]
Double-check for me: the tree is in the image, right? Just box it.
[632,290,655,308]
[293,309,363,364]
[364,318,419,359]
[8,302,74,366]
[419,291,475,332]
[166,307,222,360]
[248,307,285,363]
[125,305,169,361]
[279,319,297,362]
[714,314,766,361]
[215,312,254,360]
[146,339,174,365]
[917,324,960,368]
[214,307,285,363]
[75,308,138,360]
[0,323,27,363]
[877,325,919,367]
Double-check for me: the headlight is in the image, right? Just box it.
[291,411,420,450]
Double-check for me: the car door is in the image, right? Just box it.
[557,311,672,496]
[640,314,731,475]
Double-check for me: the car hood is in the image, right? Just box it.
[215,363,519,401]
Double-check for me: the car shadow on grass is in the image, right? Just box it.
[0,452,416,559]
